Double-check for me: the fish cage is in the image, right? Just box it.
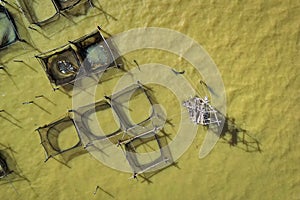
[54,0,82,11]
[0,4,38,62]
[71,30,118,73]
[72,83,165,142]
[71,100,123,146]
[108,83,172,176]
[36,30,118,87]
[0,5,19,49]
[124,131,173,176]
[36,115,84,162]
[36,44,82,86]
[17,0,92,26]
[109,83,166,134]
[0,153,10,178]
[71,82,172,176]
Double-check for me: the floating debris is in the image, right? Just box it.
[183,96,221,126]
[93,186,100,195]
[171,68,185,75]
[22,101,34,105]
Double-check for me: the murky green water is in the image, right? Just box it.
[0,0,299,199]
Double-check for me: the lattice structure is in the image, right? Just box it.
[183,96,221,126]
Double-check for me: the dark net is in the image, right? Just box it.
[36,30,118,86]
[17,0,91,26]
[36,115,84,162]
[17,0,60,26]
[0,5,19,49]
[72,83,172,175]
[72,100,122,145]
[71,30,117,73]
[0,153,10,178]
[110,83,166,132]
[124,131,173,174]
[0,5,38,65]
[36,44,82,86]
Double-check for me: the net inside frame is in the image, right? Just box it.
[35,30,117,87]
[73,83,173,175]
[0,5,19,49]
[16,0,91,26]
[36,115,84,162]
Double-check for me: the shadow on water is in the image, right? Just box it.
[124,132,180,184]
[200,80,218,97]
[138,161,180,184]
[53,87,73,98]
[93,185,115,198]
[138,84,176,129]
[13,59,38,73]
[41,141,89,168]
[142,85,261,154]
[218,115,262,153]
[0,110,22,129]
[60,145,88,165]
[42,142,88,168]
[35,95,56,106]
[0,65,19,89]
[89,0,118,23]
[0,143,32,194]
